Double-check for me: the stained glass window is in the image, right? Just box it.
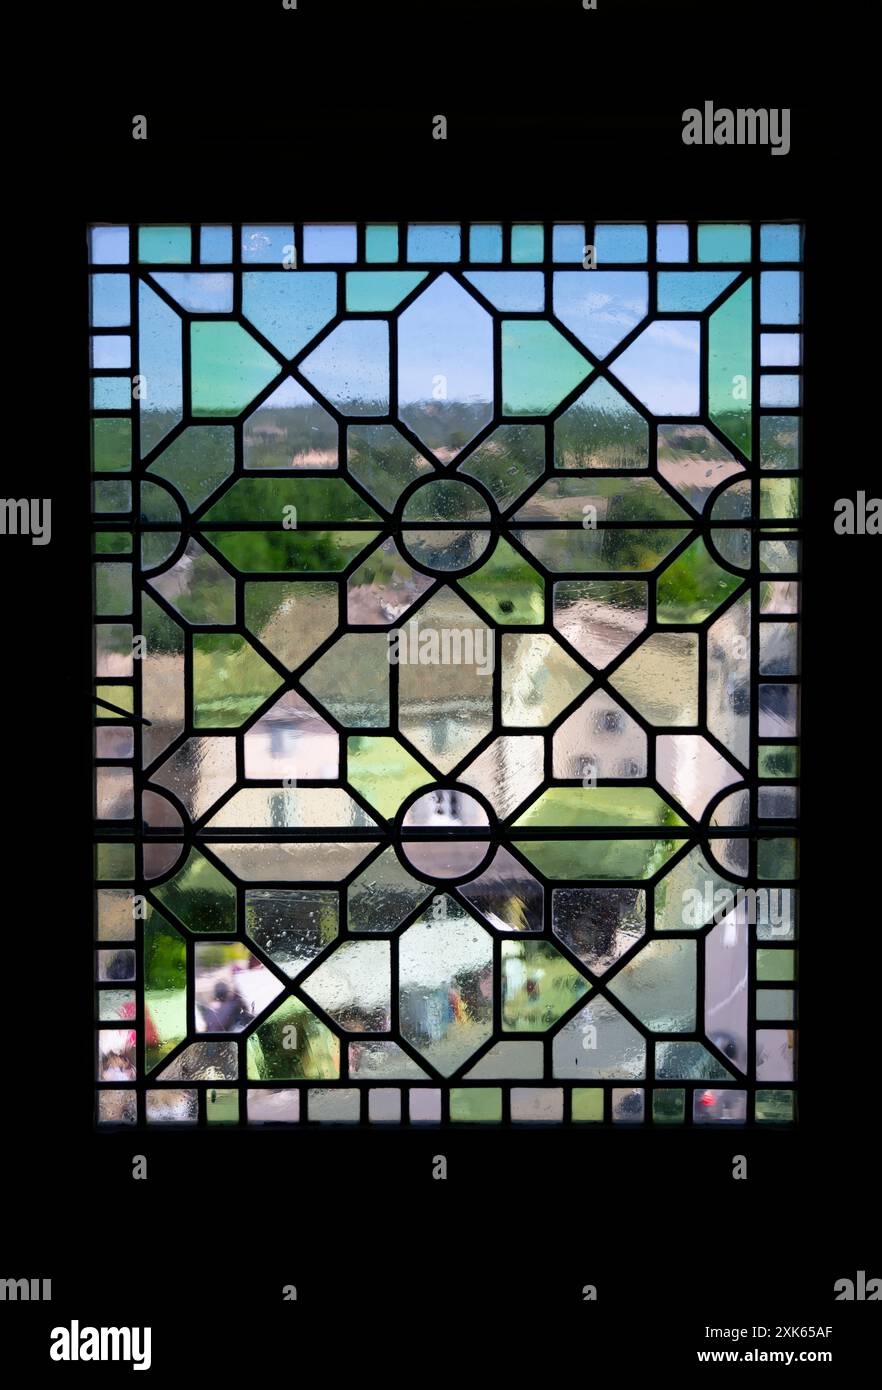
[92,221,800,1128]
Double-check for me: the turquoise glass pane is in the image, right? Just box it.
[366,224,398,263]
[698,223,751,262]
[511,224,544,263]
[93,377,131,410]
[138,226,191,263]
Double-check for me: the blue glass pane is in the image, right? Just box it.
[408,224,461,262]
[553,224,586,263]
[656,224,689,263]
[761,272,802,324]
[242,225,295,264]
[91,227,129,265]
[760,374,801,407]
[92,335,131,369]
[760,224,802,261]
[303,224,358,263]
[200,225,233,263]
[91,275,131,327]
[469,224,502,262]
[596,224,647,263]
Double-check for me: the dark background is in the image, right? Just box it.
[1,0,878,1364]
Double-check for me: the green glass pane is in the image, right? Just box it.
[449,1088,502,1123]
[653,1089,685,1123]
[516,475,688,524]
[96,685,133,716]
[205,529,379,573]
[247,997,340,1080]
[757,837,798,879]
[202,477,379,524]
[96,842,134,880]
[515,838,680,880]
[502,321,591,414]
[515,787,684,829]
[572,1088,604,1122]
[709,280,752,458]
[193,633,283,727]
[501,940,589,1031]
[95,532,133,554]
[144,908,187,1072]
[457,538,544,625]
[755,1089,795,1123]
[346,271,426,311]
[758,744,799,778]
[206,1090,239,1123]
[760,477,800,519]
[347,737,432,818]
[152,849,236,934]
[656,537,744,623]
[92,417,132,472]
[757,948,795,982]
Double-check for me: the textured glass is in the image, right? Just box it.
[93,220,800,1128]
